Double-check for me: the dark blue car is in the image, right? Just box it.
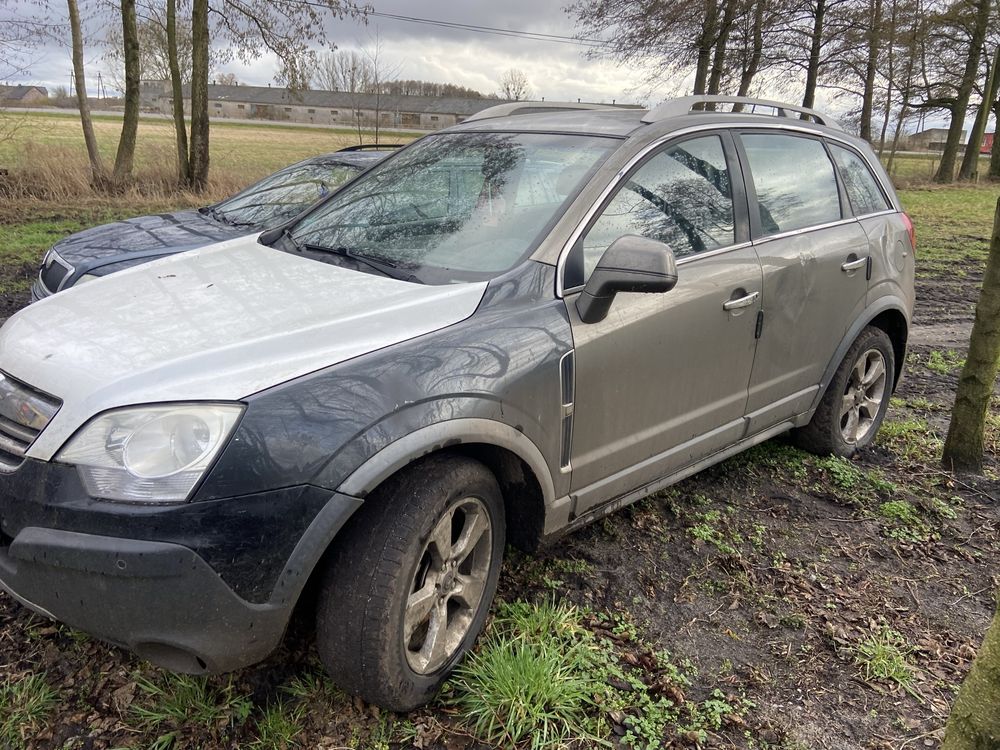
[32,146,394,300]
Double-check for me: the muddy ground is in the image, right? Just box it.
[0,237,997,750]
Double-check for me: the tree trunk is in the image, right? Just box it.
[934,0,991,184]
[112,0,140,186]
[959,45,1000,182]
[877,0,899,156]
[707,0,738,96]
[188,0,210,191]
[991,98,1000,180]
[733,0,766,111]
[166,0,190,184]
[941,594,1000,750]
[860,0,883,143]
[693,0,720,95]
[943,198,1000,473]
[802,0,826,109]
[67,0,106,186]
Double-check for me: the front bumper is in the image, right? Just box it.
[0,460,363,673]
[0,527,287,672]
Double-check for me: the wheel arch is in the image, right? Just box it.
[337,419,556,551]
[808,298,910,418]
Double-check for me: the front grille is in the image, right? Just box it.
[0,372,61,470]
[38,251,74,294]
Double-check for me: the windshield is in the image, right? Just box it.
[214,161,362,228]
[285,132,618,284]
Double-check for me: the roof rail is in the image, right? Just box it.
[642,95,842,130]
[465,101,626,123]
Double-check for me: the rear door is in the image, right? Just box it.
[737,131,870,433]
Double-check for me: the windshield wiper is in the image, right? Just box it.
[299,242,418,283]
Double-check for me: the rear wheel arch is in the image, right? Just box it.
[867,308,908,391]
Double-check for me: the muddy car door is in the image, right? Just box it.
[737,131,871,433]
[562,132,762,515]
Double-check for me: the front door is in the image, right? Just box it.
[737,132,871,432]
[563,133,762,514]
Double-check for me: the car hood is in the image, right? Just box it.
[1,234,489,460]
[51,209,248,270]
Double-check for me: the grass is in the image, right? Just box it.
[448,600,602,749]
[926,349,966,375]
[0,110,417,195]
[0,672,59,750]
[130,672,253,747]
[896,185,997,276]
[853,626,914,687]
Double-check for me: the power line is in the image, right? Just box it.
[364,10,607,47]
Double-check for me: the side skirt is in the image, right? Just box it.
[542,419,796,543]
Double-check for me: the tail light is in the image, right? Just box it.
[901,212,916,253]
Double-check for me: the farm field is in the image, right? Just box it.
[0,115,999,749]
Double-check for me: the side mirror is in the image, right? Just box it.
[575,235,678,324]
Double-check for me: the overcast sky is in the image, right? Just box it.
[4,1,663,104]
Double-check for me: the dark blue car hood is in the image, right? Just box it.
[51,209,251,277]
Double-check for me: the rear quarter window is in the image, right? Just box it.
[829,144,891,216]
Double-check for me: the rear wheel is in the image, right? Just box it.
[315,455,505,711]
[795,326,895,457]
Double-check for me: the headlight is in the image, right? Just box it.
[57,404,244,503]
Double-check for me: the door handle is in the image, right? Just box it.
[841,256,869,272]
[722,291,759,311]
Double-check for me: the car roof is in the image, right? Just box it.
[445,98,863,149]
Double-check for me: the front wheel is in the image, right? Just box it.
[794,326,895,457]
[315,455,505,711]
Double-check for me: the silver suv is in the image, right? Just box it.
[0,96,914,710]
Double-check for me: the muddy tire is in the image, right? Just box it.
[794,326,895,457]
[315,454,505,711]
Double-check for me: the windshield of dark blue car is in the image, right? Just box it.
[213,162,362,228]
[282,132,618,285]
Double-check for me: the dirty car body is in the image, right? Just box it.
[0,98,914,709]
[30,148,390,300]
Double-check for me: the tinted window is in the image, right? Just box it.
[576,135,735,281]
[741,134,841,235]
[829,144,890,216]
[216,163,361,228]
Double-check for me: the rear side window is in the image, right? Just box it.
[741,133,841,235]
[576,134,735,280]
[829,144,891,216]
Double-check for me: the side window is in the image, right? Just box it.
[576,135,735,281]
[741,133,841,235]
[829,144,891,216]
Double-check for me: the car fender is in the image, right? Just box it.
[805,295,910,419]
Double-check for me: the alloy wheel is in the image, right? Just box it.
[840,348,887,445]
[403,497,493,674]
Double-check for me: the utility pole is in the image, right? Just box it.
[69,71,74,97]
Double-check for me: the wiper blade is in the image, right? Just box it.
[300,243,416,282]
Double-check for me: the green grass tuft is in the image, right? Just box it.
[854,627,914,687]
[449,601,603,749]
[0,672,59,750]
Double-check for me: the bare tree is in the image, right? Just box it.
[67,0,106,185]
[943,196,1000,472]
[167,0,361,190]
[112,0,140,186]
[365,31,401,144]
[313,49,373,93]
[498,68,532,100]
[941,593,1000,750]
[216,72,238,85]
[958,44,1000,180]
[929,0,993,183]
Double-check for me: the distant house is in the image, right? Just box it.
[906,127,968,152]
[0,85,49,104]
[139,80,508,130]
[982,132,995,155]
